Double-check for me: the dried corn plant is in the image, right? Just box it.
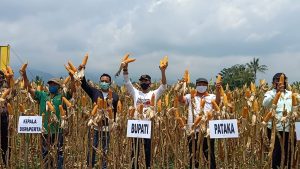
[0,59,300,169]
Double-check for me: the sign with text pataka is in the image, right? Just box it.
[209,119,239,139]
[127,120,152,139]
[18,116,42,134]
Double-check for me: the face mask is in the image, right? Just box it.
[140,83,150,90]
[196,85,207,93]
[99,82,110,90]
[49,86,59,94]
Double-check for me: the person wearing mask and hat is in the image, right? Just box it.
[21,69,74,169]
[78,65,119,169]
[263,73,298,169]
[179,77,221,169]
[122,61,168,169]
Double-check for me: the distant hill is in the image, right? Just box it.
[11,68,177,85]
[12,67,54,82]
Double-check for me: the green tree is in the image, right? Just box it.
[220,64,254,90]
[246,57,268,82]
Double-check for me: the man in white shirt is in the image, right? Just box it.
[123,72,167,110]
[179,77,221,169]
[123,62,167,168]
[263,73,295,169]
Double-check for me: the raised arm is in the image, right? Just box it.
[215,82,222,105]
[20,69,36,98]
[159,62,168,85]
[81,76,96,100]
[122,63,137,97]
[150,62,169,101]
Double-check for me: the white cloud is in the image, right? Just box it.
[245,31,280,42]
[250,0,289,21]
[217,3,248,30]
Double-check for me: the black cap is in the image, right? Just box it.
[196,78,208,84]
[139,74,151,81]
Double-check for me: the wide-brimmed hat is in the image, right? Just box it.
[47,78,62,86]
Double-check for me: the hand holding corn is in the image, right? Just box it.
[64,57,86,81]
[216,74,222,89]
[115,53,135,77]
[159,56,168,71]
[19,63,28,75]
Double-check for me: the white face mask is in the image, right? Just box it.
[196,85,207,93]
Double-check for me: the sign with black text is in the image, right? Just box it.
[295,122,300,141]
[127,120,152,139]
[18,116,42,133]
[209,119,239,139]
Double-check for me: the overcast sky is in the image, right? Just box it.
[1,0,300,84]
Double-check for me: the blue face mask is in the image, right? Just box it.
[49,86,59,94]
[99,82,110,90]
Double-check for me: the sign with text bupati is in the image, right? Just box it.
[18,116,42,133]
[127,120,152,139]
[209,119,239,139]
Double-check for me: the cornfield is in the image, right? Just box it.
[1,59,300,169]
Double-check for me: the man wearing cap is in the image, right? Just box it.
[263,73,298,169]
[122,61,168,168]
[179,77,221,169]
[21,70,74,169]
[123,72,167,109]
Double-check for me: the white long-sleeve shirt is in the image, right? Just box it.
[124,74,167,116]
[263,89,293,132]
[184,93,216,129]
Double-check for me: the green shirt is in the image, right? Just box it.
[34,91,63,134]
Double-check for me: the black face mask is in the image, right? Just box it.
[140,83,150,90]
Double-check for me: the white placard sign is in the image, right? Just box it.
[127,120,152,139]
[18,116,42,133]
[209,119,239,139]
[295,122,300,141]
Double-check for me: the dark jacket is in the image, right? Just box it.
[81,76,119,124]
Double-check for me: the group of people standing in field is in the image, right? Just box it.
[0,56,296,169]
